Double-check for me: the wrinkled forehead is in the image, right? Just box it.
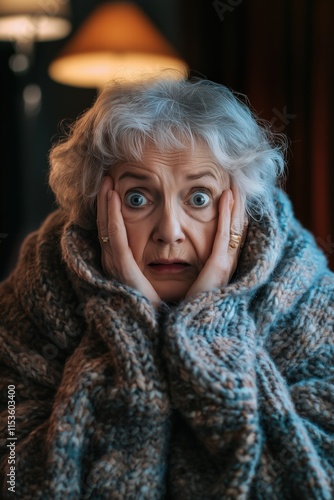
[111,139,229,184]
[115,135,216,164]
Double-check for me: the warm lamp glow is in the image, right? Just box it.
[48,2,188,87]
[0,0,71,42]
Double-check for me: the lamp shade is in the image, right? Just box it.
[0,0,71,42]
[48,1,188,87]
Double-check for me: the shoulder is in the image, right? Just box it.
[263,268,334,382]
[304,270,334,323]
[0,210,84,374]
[0,210,82,344]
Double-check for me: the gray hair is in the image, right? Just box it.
[49,77,286,228]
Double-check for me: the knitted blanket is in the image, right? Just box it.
[0,188,333,499]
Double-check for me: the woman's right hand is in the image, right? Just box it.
[97,176,161,307]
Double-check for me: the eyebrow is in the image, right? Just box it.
[185,170,219,181]
[118,172,151,181]
[118,170,219,182]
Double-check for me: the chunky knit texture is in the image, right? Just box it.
[0,188,334,499]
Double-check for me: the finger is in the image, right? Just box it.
[100,187,137,270]
[99,187,132,280]
[212,188,234,258]
[106,189,130,254]
[97,177,127,277]
[208,188,239,282]
[229,183,247,252]
[230,183,246,237]
[97,176,113,238]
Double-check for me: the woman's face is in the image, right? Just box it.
[111,142,230,302]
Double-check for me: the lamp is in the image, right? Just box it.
[0,0,71,73]
[0,0,71,42]
[48,1,188,88]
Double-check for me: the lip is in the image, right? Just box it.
[148,259,191,274]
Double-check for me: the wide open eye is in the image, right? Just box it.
[125,191,151,208]
[186,191,211,208]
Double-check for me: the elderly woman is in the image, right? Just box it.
[0,78,333,499]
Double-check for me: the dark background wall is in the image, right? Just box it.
[0,0,333,279]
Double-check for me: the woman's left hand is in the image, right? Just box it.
[185,185,247,299]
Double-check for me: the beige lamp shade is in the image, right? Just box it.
[48,1,188,87]
[0,0,71,42]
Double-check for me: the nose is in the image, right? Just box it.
[152,205,185,244]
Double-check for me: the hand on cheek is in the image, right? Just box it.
[185,185,247,299]
[97,176,161,307]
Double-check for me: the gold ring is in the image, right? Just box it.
[101,236,110,243]
[229,232,242,249]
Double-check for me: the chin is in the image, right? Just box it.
[153,281,191,303]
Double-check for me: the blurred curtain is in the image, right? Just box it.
[182,0,334,269]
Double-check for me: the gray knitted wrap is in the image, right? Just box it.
[0,188,334,499]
